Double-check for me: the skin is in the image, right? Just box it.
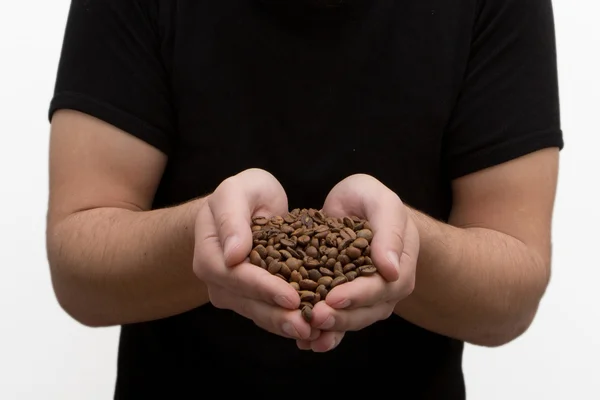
[47,109,559,352]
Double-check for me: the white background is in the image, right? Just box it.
[0,1,598,399]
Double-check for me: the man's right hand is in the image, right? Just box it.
[193,169,317,341]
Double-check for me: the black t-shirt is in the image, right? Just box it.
[49,0,563,398]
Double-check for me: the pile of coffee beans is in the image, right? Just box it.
[248,208,378,322]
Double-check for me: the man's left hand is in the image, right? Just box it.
[296,174,420,352]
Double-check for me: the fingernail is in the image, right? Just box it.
[274,295,294,309]
[223,235,238,257]
[318,316,335,330]
[282,322,300,339]
[332,299,351,309]
[387,251,400,270]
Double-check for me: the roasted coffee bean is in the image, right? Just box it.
[337,254,351,265]
[300,302,313,309]
[306,246,319,259]
[253,217,269,225]
[316,284,328,300]
[275,273,286,281]
[343,263,357,273]
[268,248,281,259]
[247,208,380,314]
[249,250,262,267]
[299,266,309,280]
[346,246,362,260]
[299,279,318,291]
[279,238,295,247]
[345,271,358,281]
[331,275,348,288]
[290,270,302,283]
[304,258,321,269]
[267,261,282,275]
[298,235,311,246]
[359,265,377,276]
[300,291,316,302]
[352,237,369,249]
[279,264,292,279]
[317,276,333,288]
[286,257,302,271]
[356,229,373,241]
[302,306,313,322]
[308,269,322,281]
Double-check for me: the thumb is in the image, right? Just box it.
[207,179,254,267]
[208,170,288,267]
[363,192,406,282]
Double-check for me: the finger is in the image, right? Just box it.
[325,273,391,309]
[362,190,405,283]
[323,174,404,282]
[210,286,313,340]
[209,170,288,266]
[296,331,345,353]
[195,199,299,309]
[310,300,394,332]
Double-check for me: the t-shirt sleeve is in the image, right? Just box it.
[442,0,564,180]
[48,0,173,155]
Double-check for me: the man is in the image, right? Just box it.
[46,0,563,398]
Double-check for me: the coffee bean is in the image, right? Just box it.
[299,266,309,280]
[352,237,369,249]
[300,302,313,309]
[331,275,348,288]
[299,279,318,291]
[247,209,380,314]
[286,257,302,271]
[356,229,373,241]
[337,254,351,265]
[267,260,282,275]
[358,265,377,276]
[317,276,333,288]
[316,284,328,300]
[275,273,286,281]
[268,248,281,259]
[306,246,319,259]
[279,264,292,279]
[279,238,296,248]
[346,246,362,260]
[343,263,357,273]
[249,250,262,267]
[342,227,357,240]
[290,270,302,283]
[300,290,316,302]
[302,306,313,322]
[253,217,269,225]
[298,235,311,246]
[343,217,355,229]
[345,271,358,281]
[308,269,322,281]
[304,258,321,269]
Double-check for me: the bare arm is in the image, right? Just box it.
[46,110,209,328]
[394,148,559,347]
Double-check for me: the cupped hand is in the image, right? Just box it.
[296,174,419,352]
[193,168,320,342]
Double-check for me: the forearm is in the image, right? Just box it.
[46,197,209,327]
[394,208,550,347]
